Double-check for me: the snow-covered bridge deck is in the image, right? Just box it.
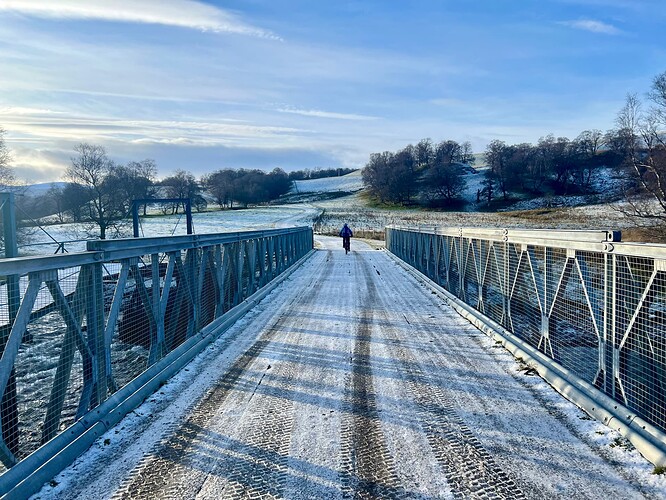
[40,237,660,499]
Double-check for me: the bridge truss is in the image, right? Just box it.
[387,225,666,466]
[0,226,313,497]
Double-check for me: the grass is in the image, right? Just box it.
[620,226,666,243]
[609,436,635,451]
[515,357,538,376]
[360,191,421,211]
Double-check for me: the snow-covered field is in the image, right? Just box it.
[20,205,320,256]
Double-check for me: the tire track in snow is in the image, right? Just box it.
[400,281,653,498]
[192,349,298,499]
[363,254,526,499]
[381,252,653,498]
[115,251,334,499]
[339,254,406,499]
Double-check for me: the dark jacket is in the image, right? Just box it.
[339,225,353,238]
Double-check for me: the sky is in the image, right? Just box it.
[0,0,664,183]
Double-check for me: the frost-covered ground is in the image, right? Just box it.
[20,205,320,256]
[311,191,636,239]
[33,237,666,499]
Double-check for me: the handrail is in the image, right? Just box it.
[0,227,310,276]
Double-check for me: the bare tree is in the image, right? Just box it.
[65,143,127,239]
[203,169,238,208]
[161,169,200,213]
[423,140,468,204]
[484,140,512,199]
[415,138,434,170]
[611,82,666,227]
[45,184,66,223]
[0,128,16,188]
[127,159,158,215]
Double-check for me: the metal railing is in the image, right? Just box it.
[0,226,313,478]
[386,225,666,464]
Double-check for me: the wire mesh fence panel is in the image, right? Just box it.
[0,226,312,473]
[462,238,481,310]
[550,250,603,385]
[449,238,461,299]
[481,242,505,327]
[386,225,666,440]
[199,249,218,331]
[507,245,543,351]
[615,255,666,430]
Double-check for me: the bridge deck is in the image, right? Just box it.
[38,237,660,499]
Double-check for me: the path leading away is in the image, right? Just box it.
[36,237,664,499]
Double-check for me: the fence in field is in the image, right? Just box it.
[386,225,666,464]
[0,226,313,494]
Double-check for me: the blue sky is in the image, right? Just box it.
[0,0,664,182]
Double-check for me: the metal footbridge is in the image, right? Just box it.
[0,225,666,498]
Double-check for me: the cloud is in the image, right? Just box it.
[560,19,622,35]
[9,146,71,183]
[0,0,280,39]
[277,107,379,121]
[1,107,312,157]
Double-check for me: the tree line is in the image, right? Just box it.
[362,139,475,206]
[362,133,624,207]
[202,168,291,208]
[22,144,292,239]
[363,70,666,222]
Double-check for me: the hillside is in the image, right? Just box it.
[290,170,363,195]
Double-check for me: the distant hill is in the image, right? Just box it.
[23,182,67,197]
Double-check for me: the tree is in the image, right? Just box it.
[65,143,127,239]
[484,140,512,200]
[46,184,66,223]
[266,167,291,200]
[363,151,398,203]
[391,146,417,204]
[571,130,603,192]
[504,143,534,192]
[203,169,238,208]
[126,159,158,215]
[62,182,92,223]
[550,137,575,193]
[0,128,15,188]
[234,169,267,207]
[161,169,200,214]
[423,140,467,204]
[100,161,157,218]
[415,138,434,170]
[364,147,418,205]
[461,141,476,165]
[611,82,666,226]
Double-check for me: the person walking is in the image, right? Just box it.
[339,223,353,254]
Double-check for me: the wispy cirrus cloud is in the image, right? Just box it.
[277,107,379,121]
[0,0,280,39]
[559,19,622,35]
[0,107,305,146]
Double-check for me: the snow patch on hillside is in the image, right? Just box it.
[291,170,363,194]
